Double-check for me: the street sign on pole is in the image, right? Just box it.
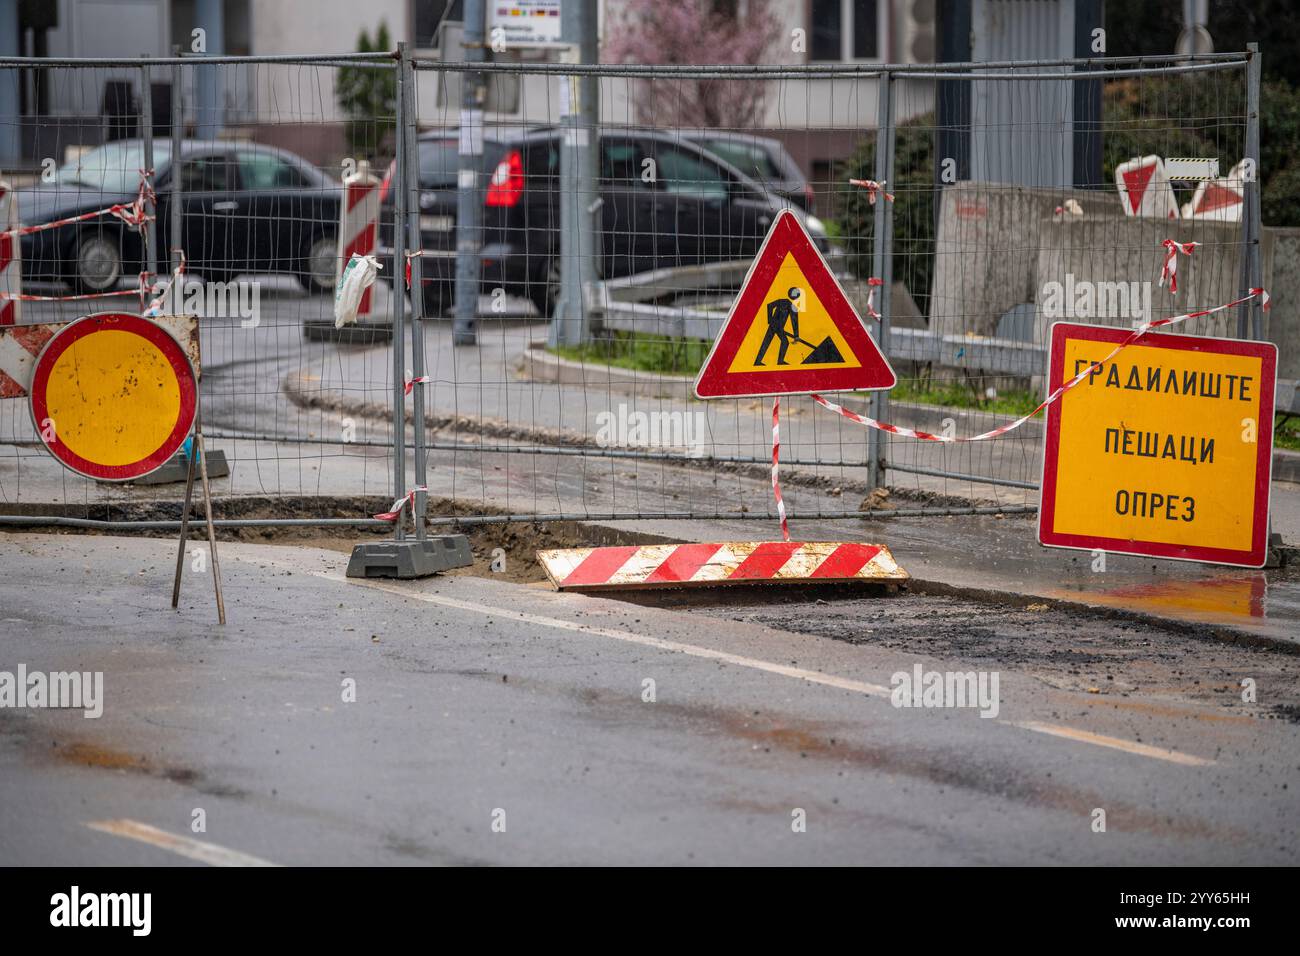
[28,313,197,482]
[1039,322,1276,567]
[491,0,564,48]
[694,210,895,399]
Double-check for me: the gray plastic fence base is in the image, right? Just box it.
[346,535,473,579]
[134,449,230,485]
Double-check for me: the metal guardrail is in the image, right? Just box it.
[585,266,1300,416]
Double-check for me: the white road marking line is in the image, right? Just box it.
[1010,721,1215,766]
[343,573,894,698]
[86,819,281,867]
[232,553,1215,766]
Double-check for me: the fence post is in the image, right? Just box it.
[391,46,409,541]
[1238,42,1262,340]
[139,60,158,288]
[552,0,599,348]
[170,49,184,278]
[401,45,428,541]
[347,47,473,579]
[453,0,487,347]
[867,70,895,491]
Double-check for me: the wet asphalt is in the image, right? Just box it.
[1,532,1297,866]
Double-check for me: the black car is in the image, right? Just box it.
[20,139,341,294]
[680,130,817,213]
[381,126,820,317]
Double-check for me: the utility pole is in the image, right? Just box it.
[452,0,488,346]
[550,0,599,348]
[194,0,224,139]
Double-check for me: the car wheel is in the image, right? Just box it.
[298,234,337,294]
[71,233,122,294]
[528,258,561,318]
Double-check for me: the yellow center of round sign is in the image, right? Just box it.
[45,329,183,467]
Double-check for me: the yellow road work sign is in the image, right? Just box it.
[695,210,894,398]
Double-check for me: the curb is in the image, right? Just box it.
[517,352,1300,483]
[517,348,1044,437]
[517,346,693,395]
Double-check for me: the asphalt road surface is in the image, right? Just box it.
[1,533,1296,866]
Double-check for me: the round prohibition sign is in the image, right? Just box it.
[29,312,197,482]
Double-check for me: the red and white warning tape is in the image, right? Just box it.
[813,286,1270,444]
[770,396,789,541]
[403,249,433,289]
[403,374,430,396]
[0,285,144,304]
[1,256,185,312]
[374,485,426,522]
[1159,238,1198,294]
[865,276,883,320]
[1,170,161,310]
[849,179,895,204]
[0,168,155,241]
[142,252,188,317]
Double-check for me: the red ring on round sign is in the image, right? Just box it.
[28,312,197,482]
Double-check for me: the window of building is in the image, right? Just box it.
[413,0,464,49]
[809,0,881,62]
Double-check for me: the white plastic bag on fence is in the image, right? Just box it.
[334,253,382,328]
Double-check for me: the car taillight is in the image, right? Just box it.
[485,150,524,207]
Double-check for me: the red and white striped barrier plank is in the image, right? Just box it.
[0,313,198,400]
[538,541,909,591]
[337,163,381,317]
[0,181,21,326]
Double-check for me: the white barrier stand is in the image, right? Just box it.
[336,161,381,321]
[1180,159,1247,222]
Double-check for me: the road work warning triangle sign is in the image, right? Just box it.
[694,210,896,399]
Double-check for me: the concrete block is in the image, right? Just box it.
[133,449,230,485]
[929,181,1119,340]
[346,535,473,579]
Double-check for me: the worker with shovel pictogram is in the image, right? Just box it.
[754,286,844,367]
[755,287,801,366]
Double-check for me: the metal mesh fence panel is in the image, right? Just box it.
[0,56,401,529]
[0,52,1262,533]
[872,56,1255,510]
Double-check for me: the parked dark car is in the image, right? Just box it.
[380,126,824,318]
[19,139,341,294]
[680,130,816,213]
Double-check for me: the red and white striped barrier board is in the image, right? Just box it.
[0,313,198,400]
[0,180,21,326]
[538,541,909,591]
[337,161,381,319]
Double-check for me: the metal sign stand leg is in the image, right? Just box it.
[170,415,226,625]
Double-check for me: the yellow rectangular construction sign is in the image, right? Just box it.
[1039,322,1276,567]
